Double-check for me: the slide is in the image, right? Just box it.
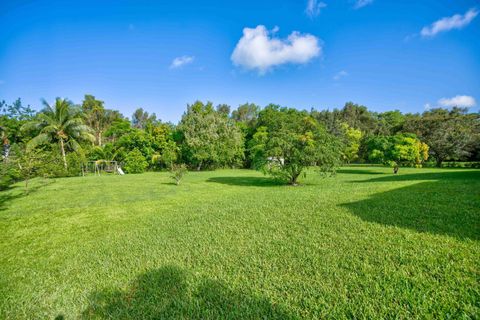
[117,167,125,175]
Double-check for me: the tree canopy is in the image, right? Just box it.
[178,101,244,170]
[1,94,479,189]
[249,105,341,185]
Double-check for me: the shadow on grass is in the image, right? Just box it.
[161,182,179,186]
[343,170,480,240]
[207,176,284,187]
[0,179,55,211]
[353,170,480,183]
[0,186,22,211]
[337,169,386,175]
[82,265,295,319]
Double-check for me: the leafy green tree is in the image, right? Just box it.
[0,99,35,151]
[178,101,244,170]
[104,118,132,145]
[132,108,157,129]
[250,105,341,185]
[377,110,405,135]
[22,98,94,169]
[340,102,378,133]
[124,148,148,173]
[340,123,362,163]
[152,140,178,169]
[216,104,231,117]
[231,103,260,167]
[1,125,9,161]
[403,108,478,166]
[231,103,259,124]
[365,134,429,173]
[81,94,121,146]
[14,146,44,193]
[115,129,155,162]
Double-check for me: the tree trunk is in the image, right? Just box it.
[393,165,399,174]
[289,172,301,186]
[197,161,202,171]
[25,178,29,194]
[60,138,68,169]
[98,131,102,147]
[436,158,443,168]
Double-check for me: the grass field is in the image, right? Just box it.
[0,166,479,319]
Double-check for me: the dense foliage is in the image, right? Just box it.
[1,96,479,188]
[365,134,429,172]
[177,101,244,170]
[250,105,341,184]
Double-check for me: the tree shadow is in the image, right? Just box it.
[343,171,480,240]
[82,265,295,319]
[353,170,480,183]
[0,187,23,211]
[0,179,55,211]
[337,169,386,175]
[207,176,285,187]
[161,182,179,186]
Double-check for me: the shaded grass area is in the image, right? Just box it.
[344,170,480,240]
[81,265,293,319]
[0,167,479,319]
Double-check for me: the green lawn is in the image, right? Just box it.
[0,167,479,319]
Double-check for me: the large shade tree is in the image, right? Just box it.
[178,101,244,170]
[249,105,341,185]
[403,108,478,166]
[365,133,429,173]
[23,98,94,169]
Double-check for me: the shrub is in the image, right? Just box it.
[170,164,188,185]
[0,160,18,190]
[124,148,148,174]
[37,151,67,178]
[66,151,88,176]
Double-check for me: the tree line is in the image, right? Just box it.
[1,95,479,189]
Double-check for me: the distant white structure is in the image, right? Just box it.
[267,157,285,165]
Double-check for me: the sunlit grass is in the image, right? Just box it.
[0,167,478,318]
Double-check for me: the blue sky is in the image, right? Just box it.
[0,0,479,122]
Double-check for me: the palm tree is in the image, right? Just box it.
[23,98,94,169]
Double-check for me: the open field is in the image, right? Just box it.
[0,166,479,319]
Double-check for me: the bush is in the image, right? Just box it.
[423,161,480,168]
[37,151,66,178]
[66,151,87,176]
[124,148,148,174]
[170,164,188,185]
[0,161,18,190]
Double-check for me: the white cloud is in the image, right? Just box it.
[354,0,373,9]
[333,70,348,80]
[306,0,327,17]
[170,55,195,69]
[231,25,322,74]
[424,103,431,110]
[421,8,478,37]
[438,95,476,108]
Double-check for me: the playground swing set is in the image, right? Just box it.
[82,160,124,176]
